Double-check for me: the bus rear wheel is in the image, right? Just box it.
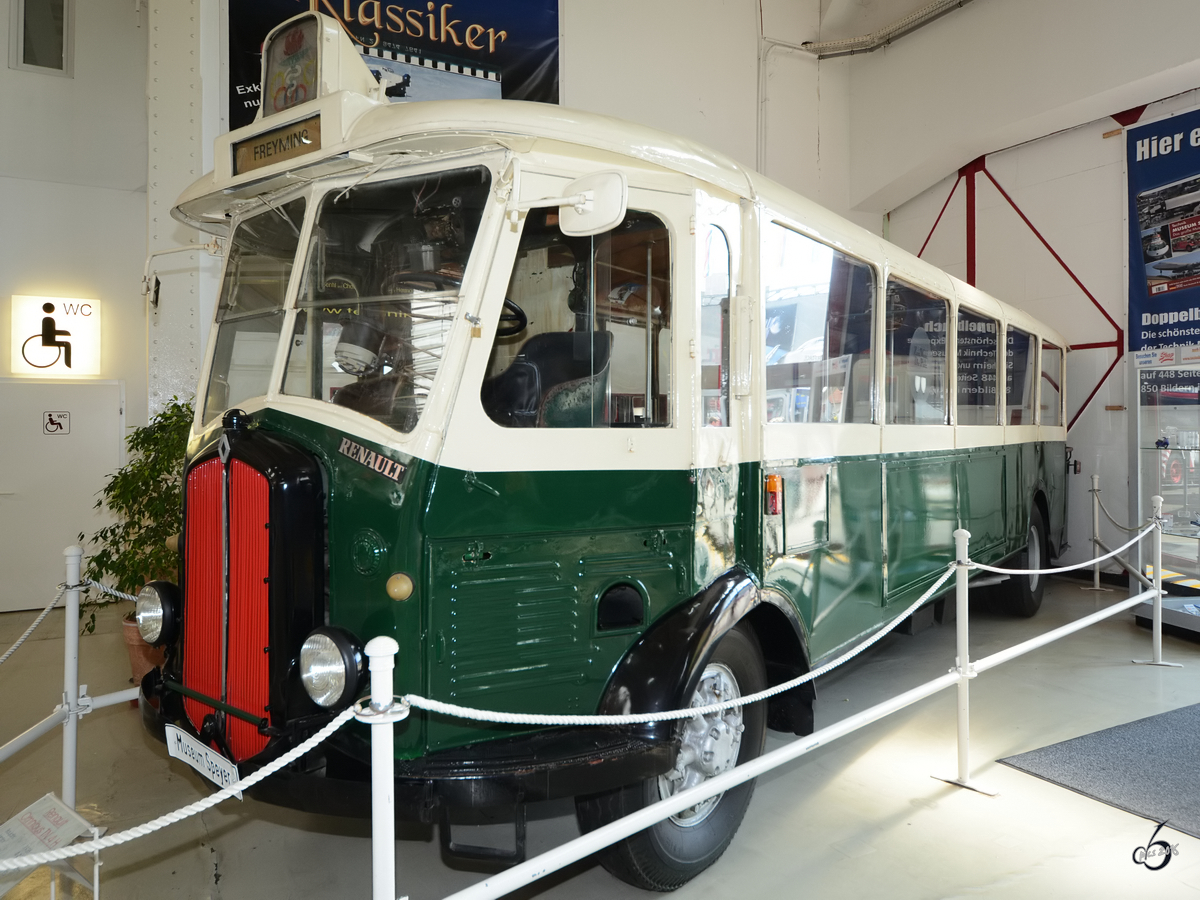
[575,624,767,891]
[1001,506,1047,618]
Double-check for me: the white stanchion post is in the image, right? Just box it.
[1091,475,1102,590]
[953,530,972,784]
[364,637,399,900]
[1153,494,1163,665]
[936,530,994,795]
[1134,495,1182,669]
[62,546,82,810]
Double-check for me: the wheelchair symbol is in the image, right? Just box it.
[21,302,72,369]
[44,412,70,435]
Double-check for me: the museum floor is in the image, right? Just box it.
[3,578,1200,899]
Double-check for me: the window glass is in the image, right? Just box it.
[481,207,672,428]
[202,197,306,424]
[1041,342,1063,426]
[700,224,731,427]
[18,0,67,71]
[762,223,875,424]
[956,309,999,425]
[282,166,491,433]
[885,280,948,424]
[1006,328,1036,425]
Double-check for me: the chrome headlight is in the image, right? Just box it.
[135,581,180,646]
[300,628,364,709]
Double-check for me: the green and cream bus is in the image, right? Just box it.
[135,11,1067,891]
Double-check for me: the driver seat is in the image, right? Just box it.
[481,331,613,428]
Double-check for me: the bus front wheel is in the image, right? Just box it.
[575,624,767,891]
[1002,506,1047,618]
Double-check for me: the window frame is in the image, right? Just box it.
[9,0,74,77]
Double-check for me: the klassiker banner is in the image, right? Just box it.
[229,1,559,131]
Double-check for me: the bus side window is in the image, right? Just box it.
[1040,342,1063,426]
[481,207,672,428]
[1006,327,1036,425]
[885,280,948,425]
[700,224,731,427]
[761,222,875,424]
[956,309,999,426]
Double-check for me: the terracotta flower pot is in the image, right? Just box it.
[122,615,165,700]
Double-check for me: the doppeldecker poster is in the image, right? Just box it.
[1128,107,1200,354]
[229,1,559,131]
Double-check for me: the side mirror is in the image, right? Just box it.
[559,171,628,237]
[509,170,629,237]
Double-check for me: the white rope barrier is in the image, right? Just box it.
[409,564,957,727]
[1092,487,1145,534]
[0,586,66,668]
[0,707,357,873]
[970,521,1157,577]
[83,580,139,603]
[0,519,1170,895]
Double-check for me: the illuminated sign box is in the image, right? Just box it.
[10,295,101,376]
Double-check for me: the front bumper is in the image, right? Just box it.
[140,668,673,822]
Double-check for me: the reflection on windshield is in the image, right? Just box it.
[202,197,307,423]
[283,166,492,433]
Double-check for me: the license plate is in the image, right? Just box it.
[165,725,243,800]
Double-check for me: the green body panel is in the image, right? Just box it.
[208,411,1064,759]
[421,464,694,749]
[763,442,1066,665]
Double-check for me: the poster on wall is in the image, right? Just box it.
[1128,107,1200,354]
[229,1,559,131]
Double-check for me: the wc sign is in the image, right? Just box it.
[10,295,101,376]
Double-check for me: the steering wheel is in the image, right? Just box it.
[496,298,528,337]
[380,271,527,337]
[381,271,462,292]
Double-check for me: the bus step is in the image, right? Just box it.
[439,803,527,867]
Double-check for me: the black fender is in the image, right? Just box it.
[597,566,815,742]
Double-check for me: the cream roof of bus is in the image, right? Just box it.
[173,94,1067,351]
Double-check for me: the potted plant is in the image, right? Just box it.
[79,397,192,685]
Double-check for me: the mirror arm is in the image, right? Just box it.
[507,190,593,224]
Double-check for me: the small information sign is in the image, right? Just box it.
[165,725,243,799]
[0,793,92,895]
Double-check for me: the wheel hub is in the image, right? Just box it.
[658,662,745,827]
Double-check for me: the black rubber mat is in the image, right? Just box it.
[999,704,1200,838]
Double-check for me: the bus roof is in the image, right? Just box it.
[174,93,1068,350]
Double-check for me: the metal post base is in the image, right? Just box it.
[930,774,998,797]
[1132,658,1184,667]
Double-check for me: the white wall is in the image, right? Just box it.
[848,0,1200,215]
[0,0,149,425]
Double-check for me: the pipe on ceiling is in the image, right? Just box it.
[797,0,976,59]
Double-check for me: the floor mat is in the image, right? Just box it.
[998,703,1200,838]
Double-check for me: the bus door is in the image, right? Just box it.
[426,171,696,748]
[758,220,884,661]
[694,191,742,588]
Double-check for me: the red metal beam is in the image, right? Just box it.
[917,173,963,259]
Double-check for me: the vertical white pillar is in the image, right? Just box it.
[1090,474,1101,590]
[953,529,971,785]
[365,636,399,900]
[1152,495,1164,665]
[62,545,83,809]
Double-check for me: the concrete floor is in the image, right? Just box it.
[3,579,1200,899]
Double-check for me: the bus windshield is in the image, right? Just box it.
[201,197,306,424]
[281,164,492,433]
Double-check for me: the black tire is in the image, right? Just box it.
[576,624,767,891]
[1001,505,1047,618]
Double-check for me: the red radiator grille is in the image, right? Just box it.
[182,457,272,763]
[183,459,222,739]
[226,460,270,761]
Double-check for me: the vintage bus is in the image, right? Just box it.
[135,11,1068,891]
